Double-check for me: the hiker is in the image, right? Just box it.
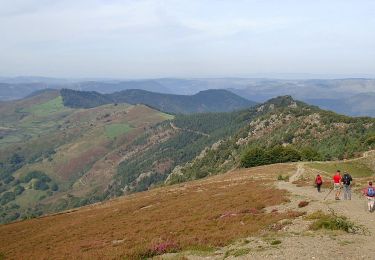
[342,172,353,200]
[363,181,375,212]
[315,174,323,192]
[333,170,342,200]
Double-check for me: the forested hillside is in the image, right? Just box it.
[2,92,375,224]
[167,96,375,183]
[61,88,256,114]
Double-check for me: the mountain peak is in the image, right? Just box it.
[266,95,295,106]
[254,95,300,113]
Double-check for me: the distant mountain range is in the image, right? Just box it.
[305,92,375,117]
[1,77,375,116]
[61,88,256,114]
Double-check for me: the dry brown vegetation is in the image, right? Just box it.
[0,164,299,259]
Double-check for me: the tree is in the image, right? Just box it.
[241,147,268,167]
[0,191,15,205]
[50,183,59,191]
[14,185,25,195]
[33,180,49,191]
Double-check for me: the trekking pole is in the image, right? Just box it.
[324,186,333,200]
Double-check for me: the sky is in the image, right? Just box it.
[0,0,374,78]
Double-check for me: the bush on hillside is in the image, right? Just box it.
[14,185,25,195]
[2,175,15,184]
[10,153,24,166]
[50,183,59,191]
[240,147,269,167]
[0,191,15,205]
[20,171,51,183]
[365,135,375,145]
[33,179,49,190]
[300,147,322,161]
[241,145,303,168]
[306,210,361,233]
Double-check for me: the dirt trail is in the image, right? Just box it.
[279,163,375,232]
[261,163,375,260]
[173,163,375,260]
[170,122,210,137]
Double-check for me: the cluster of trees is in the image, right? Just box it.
[19,171,58,191]
[240,146,321,168]
[0,153,25,184]
[60,89,112,108]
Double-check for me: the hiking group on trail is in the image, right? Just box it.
[314,170,375,212]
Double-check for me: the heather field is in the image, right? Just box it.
[0,164,298,259]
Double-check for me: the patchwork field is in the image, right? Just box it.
[0,92,174,223]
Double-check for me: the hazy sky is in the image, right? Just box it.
[0,0,374,78]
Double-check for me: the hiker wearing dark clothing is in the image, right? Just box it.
[315,174,323,192]
[363,182,375,212]
[342,172,353,200]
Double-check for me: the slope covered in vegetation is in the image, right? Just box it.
[0,164,299,259]
[2,93,375,224]
[0,92,173,223]
[167,96,375,183]
[61,88,256,114]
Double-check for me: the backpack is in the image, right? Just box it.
[342,174,352,185]
[367,187,375,197]
[316,176,322,184]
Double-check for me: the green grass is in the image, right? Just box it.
[270,240,282,245]
[14,189,47,208]
[24,96,67,116]
[306,210,356,233]
[307,160,374,178]
[105,123,133,139]
[159,112,174,120]
[225,248,251,258]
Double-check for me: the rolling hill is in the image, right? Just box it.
[305,92,375,117]
[0,163,301,259]
[0,90,173,223]
[1,92,375,224]
[3,77,375,117]
[165,96,375,184]
[60,88,257,114]
[1,158,375,259]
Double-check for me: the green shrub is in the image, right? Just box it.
[307,210,359,233]
[301,147,322,161]
[14,185,25,195]
[0,191,15,205]
[50,183,59,191]
[20,171,51,183]
[33,180,49,190]
[241,147,269,167]
[277,174,289,181]
[365,136,375,145]
[241,145,302,168]
[270,240,282,245]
